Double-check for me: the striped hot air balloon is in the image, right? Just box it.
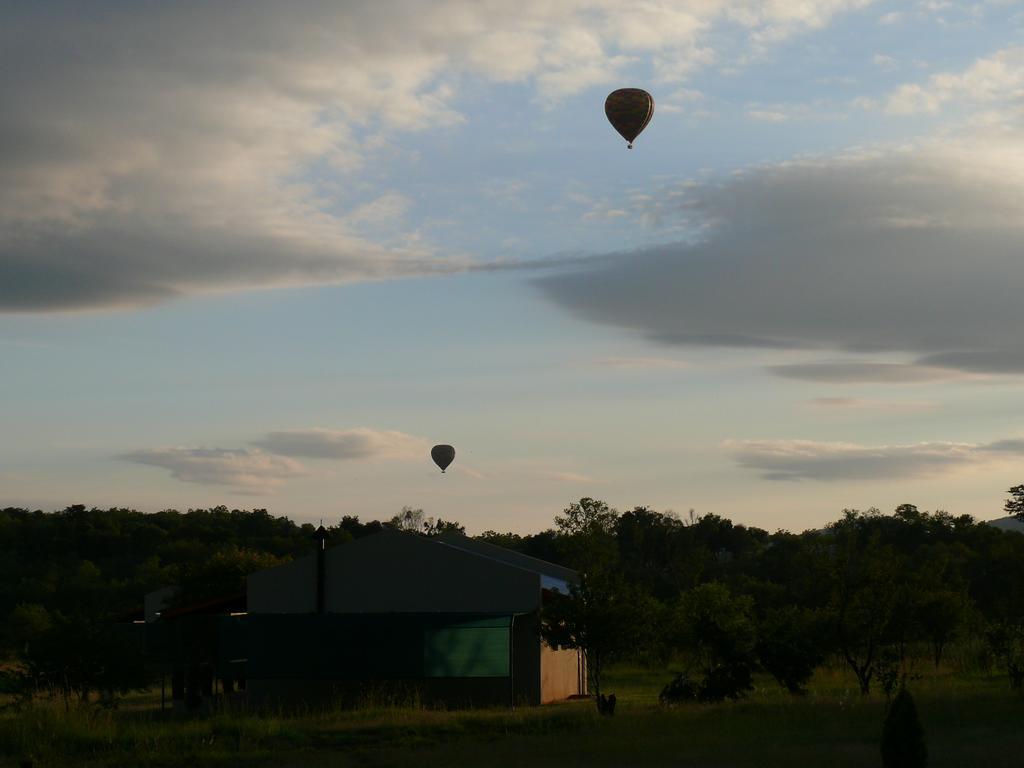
[604,88,654,149]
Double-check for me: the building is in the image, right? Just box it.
[147,529,586,709]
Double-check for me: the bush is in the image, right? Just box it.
[698,663,752,703]
[881,688,928,768]
[658,663,753,705]
[659,672,699,705]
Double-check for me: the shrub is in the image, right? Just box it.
[697,663,753,703]
[659,673,699,705]
[658,663,753,705]
[881,688,928,768]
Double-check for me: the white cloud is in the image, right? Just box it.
[873,53,899,70]
[1,1,875,312]
[343,193,414,230]
[747,109,792,122]
[885,47,1024,114]
[728,437,1024,481]
[253,427,428,460]
[119,448,306,492]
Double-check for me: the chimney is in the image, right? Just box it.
[313,523,329,614]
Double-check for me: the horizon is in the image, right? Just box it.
[3,499,1019,540]
[5,2,1024,534]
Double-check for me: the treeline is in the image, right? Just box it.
[530,499,1024,703]
[2,498,1024,704]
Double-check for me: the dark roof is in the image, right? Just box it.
[159,592,246,620]
[435,533,577,583]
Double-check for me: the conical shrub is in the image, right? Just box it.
[881,688,928,768]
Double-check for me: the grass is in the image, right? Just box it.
[1,664,1022,767]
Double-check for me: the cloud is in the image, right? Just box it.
[872,53,899,70]
[253,427,428,460]
[537,133,1024,375]
[885,47,1024,114]
[771,361,968,383]
[728,437,1024,481]
[545,471,599,484]
[593,356,688,369]
[804,397,937,411]
[747,109,792,123]
[985,439,1024,453]
[2,1,874,312]
[119,448,306,492]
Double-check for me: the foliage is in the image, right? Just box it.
[173,547,285,606]
[555,497,619,575]
[986,620,1024,689]
[825,512,902,694]
[387,507,466,537]
[756,606,827,695]
[5,493,1024,708]
[542,572,654,707]
[658,671,699,704]
[881,688,928,768]
[1004,485,1024,522]
[388,507,427,533]
[668,582,757,701]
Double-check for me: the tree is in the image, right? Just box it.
[915,589,968,668]
[824,512,901,695]
[173,547,285,606]
[422,518,466,537]
[669,582,757,702]
[542,572,653,712]
[555,498,619,575]
[386,508,464,537]
[986,620,1024,689]
[1005,485,1024,521]
[388,506,426,533]
[757,606,827,695]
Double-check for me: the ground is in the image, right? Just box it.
[2,663,1022,767]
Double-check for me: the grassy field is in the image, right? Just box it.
[2,664,1022,767]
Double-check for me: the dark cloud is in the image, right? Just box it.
[770,362,964,383]
[537,145,1024,375]
[984,439,1024,453]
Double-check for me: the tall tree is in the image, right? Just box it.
[1004,485,1024,521]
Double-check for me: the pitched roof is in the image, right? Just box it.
[434,533,577,585]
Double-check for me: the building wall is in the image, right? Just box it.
[247,555,316,614]
[540,644,584,703]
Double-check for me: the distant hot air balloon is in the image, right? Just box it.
[605,88,654,149]
[431,444,455,473]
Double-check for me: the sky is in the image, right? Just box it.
[4,0,1024,534]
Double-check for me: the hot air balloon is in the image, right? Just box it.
[605,88,654,149]
[431,444,455,473]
